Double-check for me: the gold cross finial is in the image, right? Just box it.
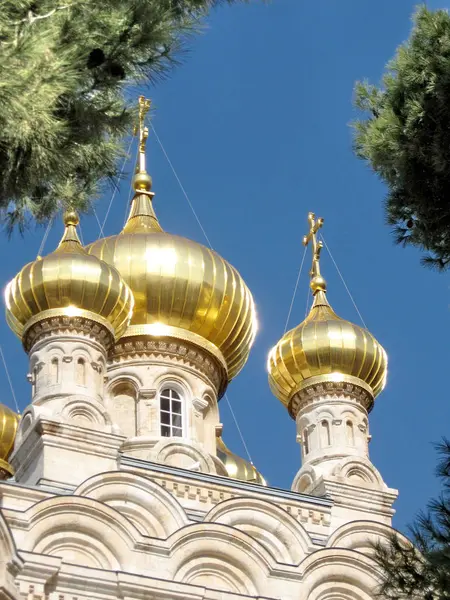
[132,95,153,193]
[303,212,326,293]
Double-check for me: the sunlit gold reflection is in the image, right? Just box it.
[268,212,387,409]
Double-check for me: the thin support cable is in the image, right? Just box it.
[305,285,311,319]
[36,215,54,258]
[92,207,103,233]
[0,344,19,413]
[122,136,139,227]
[321,234,368,329]
[123,179,135,227]
[153,124,253,461]
[151,123,213,249]
[283,245,307,334]
[78,221,85,246]
[224,393,253,464]
[97,136,134,240]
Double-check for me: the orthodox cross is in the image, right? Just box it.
[134,95,151,173]
[303,212,324,279]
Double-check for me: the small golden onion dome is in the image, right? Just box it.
[0,405,20,478]
[5,211,134,345]
[216,433,266,486]
[86,191,257,384]
[268,212,387,415]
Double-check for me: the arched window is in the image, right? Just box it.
[346,420,355,446]
[160,388,183,437]
[50,358,59,384]
[320,420,331,447]
[302,428,309,455]
[76,358,86,386]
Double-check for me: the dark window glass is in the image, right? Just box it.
[160,388,184,437]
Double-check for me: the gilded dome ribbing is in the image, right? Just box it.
[86,97,257,386]
[5,211,134,346]
[268,213,387,415]
[0,404,20,478]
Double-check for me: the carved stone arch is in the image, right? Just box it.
[297,413,312,430]
[44,343,65,357]
[0,510,21,599]
[333,456,385,487]
[300,548,381,600]
[168,523,272,596]
[76,471,189,538]
[327,520,407,556]
[106,372,142,397]
[33,531,118,570]
[14,405,52,446]
[316,409,334,422]
[307,582,374,600]
[292,464,317,494]
[71,346,92,361]
[341,407,360,420]
[20,496,139,570]
[0,509,18,564]
[151,439,218,473]
[201,385,218,416]
[14,409,33,446]
[204,496,312,564]
[61,397,111,430]
[154,373,192,400]
[106,375,140,438]
[176,557,251,594]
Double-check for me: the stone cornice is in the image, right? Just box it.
[120,455,332,508]
[24,315,114,353]
[109,336,228,398]
[289,378,374,419]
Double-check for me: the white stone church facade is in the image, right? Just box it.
[0,99,399,600]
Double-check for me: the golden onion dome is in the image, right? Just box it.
[86,97,257,385]
[268,213,387,415]
[5,211,134,346]
[216,432,266,486]
[0,405,20,478]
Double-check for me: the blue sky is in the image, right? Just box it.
[0,0,448,533]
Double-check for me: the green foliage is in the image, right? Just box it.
[353,6,450,270]
[374,440,450,600]
[0,0,240,230]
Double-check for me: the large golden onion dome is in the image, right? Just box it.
[268,213,387,415]
[0,404,20,479]
[5,211,134,347]
[86,97,257,386]
[216,429,266,486]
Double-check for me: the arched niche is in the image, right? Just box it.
[107,380,138,438]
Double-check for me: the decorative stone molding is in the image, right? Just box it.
[289,380,374,418]
[139,389,156,401]
[192,396,209,414]
[24,316,114,354]
[109,336,227,397]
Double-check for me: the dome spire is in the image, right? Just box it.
[302,212,327,302]
[55,209,86,254]
[124,95,162,234]
[133,95,152,194]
